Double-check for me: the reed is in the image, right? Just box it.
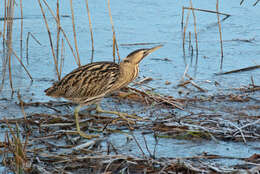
[42,0,78,67]
[4,121,29,173]
[2,0,7,41]
[216,0,224,69]
[10,46,33,80]
[182,7,230,17]
[59,38,65,78]
[19,0,23,60]
[189,0,198,61]
[182,5,191,63]
[56,0,61,65]
[107,0,120,63]
[7,0,15,95]
[70,0,81,66]
[0,0,8,93]
[85,0,95,62]
[26,32,42,65]
[38,0,60,80]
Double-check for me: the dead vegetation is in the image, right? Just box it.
[0,0,260,173]
[0,81,259,173]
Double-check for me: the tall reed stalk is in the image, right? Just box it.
[38,0,60,80]
[85,0,95,62]
[70,0,81,66]
[216,0,224,69]
[108,0,120,63]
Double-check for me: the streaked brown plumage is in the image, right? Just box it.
[45,45,162,138]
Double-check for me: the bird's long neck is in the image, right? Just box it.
[113,62,139,90]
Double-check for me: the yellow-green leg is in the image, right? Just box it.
[74,105,99,139]
[95,104,143,123]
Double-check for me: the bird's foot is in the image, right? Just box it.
[74,105,99,139]
[95,104,143,124]
[77,130,99,139]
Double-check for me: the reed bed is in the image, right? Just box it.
[181,0,230,69]
[0,82,259,173]
[0,0,259,173]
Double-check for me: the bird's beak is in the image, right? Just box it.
[144,44,163,57]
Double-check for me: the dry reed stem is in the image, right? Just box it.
[38,0,60,80]
[182,5,191,60]
[189,0,198,59]
[7,0,15,94]
[189,32,194,63]
[142,134,153,158]
[17,92,28,125]
[56,0,60,65]
[19,0,23,60]
[183,7,230,17]
[181,7,184,29]
[0,47,8,93]
[85,0,95,62]
[215,65,260,75]
[70,0,81,66]
[2,0,7,41]
[7,45,33,80]
[4,121,25,168]
[108,0,120,63]
[42,0,78,67]
[216,0,224,69]
[26,32,42,65]
[131,133,146,159]
[59,38,65,78]
[120,42,162,46]
[188,31,191,52]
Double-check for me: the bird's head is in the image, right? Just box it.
[122,45,163,65]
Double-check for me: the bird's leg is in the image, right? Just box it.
[74,105,99,139]
[95,104,143,123]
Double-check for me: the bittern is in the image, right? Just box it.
[45,45,163,138]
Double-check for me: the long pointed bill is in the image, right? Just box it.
[144,44,163,57]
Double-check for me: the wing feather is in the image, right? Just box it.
[45,62,120,104]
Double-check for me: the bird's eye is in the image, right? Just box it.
[124,59,130,63]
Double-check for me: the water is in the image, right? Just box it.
[0,0,259,169]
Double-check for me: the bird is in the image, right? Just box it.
[45,45,163,138]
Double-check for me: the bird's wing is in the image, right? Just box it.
[45,62,120,104]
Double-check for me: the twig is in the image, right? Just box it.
[221,119,247,143]
[215,65,260,75]
[239,119,260,130]
[183,7,231,17]
[142,134,153,158]
[131,133,146,159]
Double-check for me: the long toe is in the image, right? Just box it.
[96,105,144,124]
[78,131,99,139]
